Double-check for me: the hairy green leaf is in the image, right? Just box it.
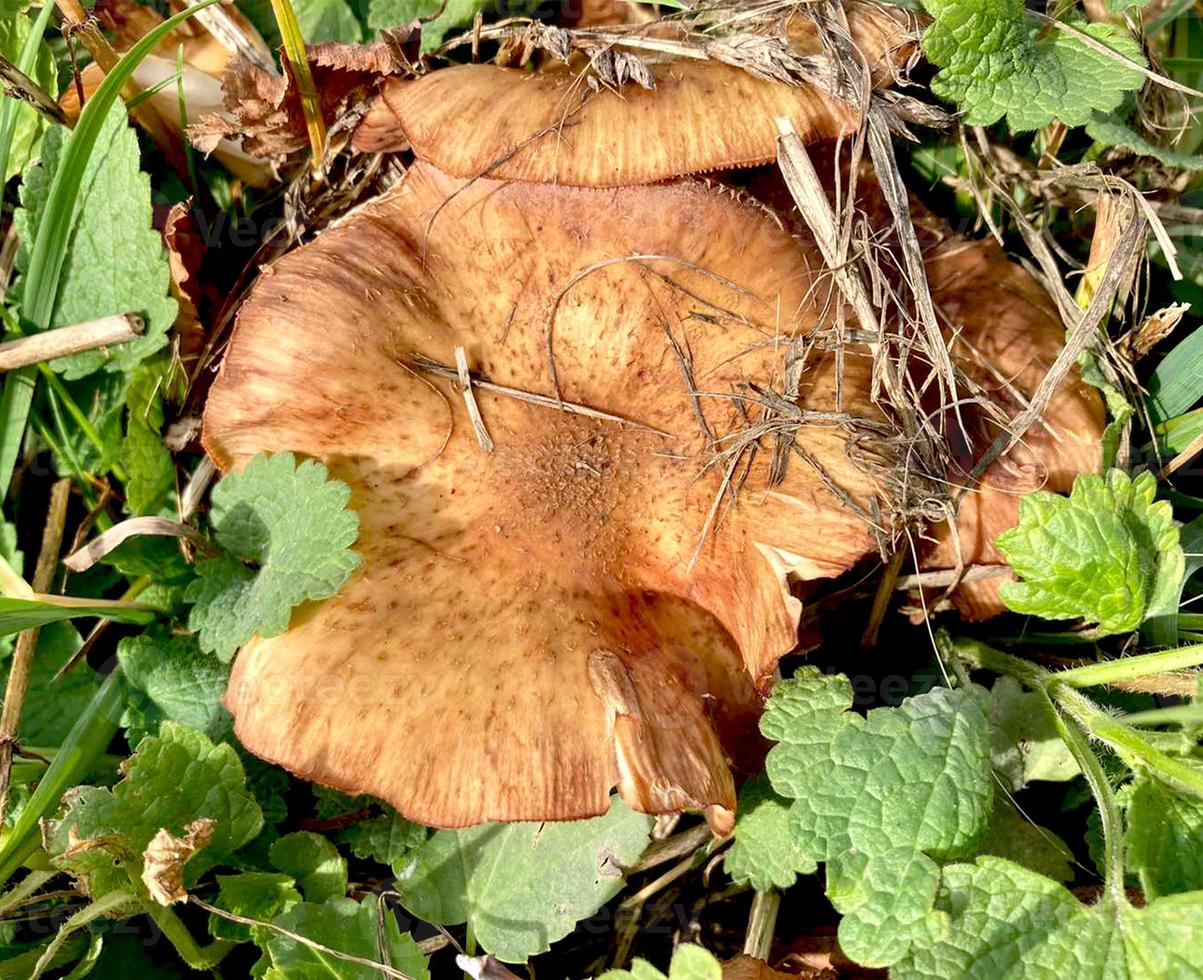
[45,722,263,898]
[258,896,429,980]
[920,0,1145,130]
[270,831,347,904]
[1127,777,1203,899]
[987,676,1079,791]
[599,944,722,980]
[1087,112,1203,171]
[120,362,175,516]
[14,102,177,378]
[209,871,302,942]
[117,630,231,740]
[975,795,1073,883]
[367,0,535,51]
[338,811,427,867]
[292,0,364,41]
[764,668,993,966]
[186,452,361,660]
[894,857,1203,978]
[996,470,1184,635]
[394,798,652,962]
[723,774,817,892]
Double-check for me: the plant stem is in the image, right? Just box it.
[947,635,1050,688]
[1052,643,1203,688]
[1122,704,1203,727]
[743,889,780,961]
[1041,688,1127,904]
[30,888,137,980]
[0,315,144,372]
[0,478,69,823]
[146,903,236,971]
[0,933,88,979]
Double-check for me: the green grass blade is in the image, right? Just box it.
[21,0,221,331]
[0,0,56,201]
[1148,324,1203,424]
[0,0,58,502]
[269,0,326,172]
[0,595,159,634]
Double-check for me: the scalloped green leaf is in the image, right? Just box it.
[764,669,993,967]
[996,470,1184,635]
[920,0,1145,130]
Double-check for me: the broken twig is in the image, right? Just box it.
[455,346,494,453]
[0,479,70,823]
[0,315,144,373]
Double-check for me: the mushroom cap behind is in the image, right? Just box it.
[204,162,888,830]
[922,239,1106,618]
[363,1,918,186]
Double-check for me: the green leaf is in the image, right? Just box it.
[185,452,362,660]
[338,812,427,867]
[1127,777,1203,899]
[1149,324,1203,424]
[0,670,128,889]
[117,630,231,740]
[723,775,817,892]
[258,895,429,980]
[269,832,347,904]
[0,0,217,500]
[51,371,128,477]
[987,676,1079,790]
[0,622,97,750]
[0,595,157,635]
[394,798,652,962]
[209,871,301,942]
[763,668,994,967]
[919,0,1145,130]
[45,722,263,899]
[975,795,1073,883]
[1086,111,1203,170]
[14,101,177,379]
[292,0,364,42]
[367,0,535,51]
[120,362,175,516]
[0,518,22,660]
[894,856,1203,978]
[0,11,57,182]
[598,944,723,980]
[313,785,373,820]
[995,470,1185,635]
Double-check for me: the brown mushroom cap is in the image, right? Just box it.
[359,1,917,186]
[921,239,1106,618]
[721,956,795,980]
[204,161,888,831]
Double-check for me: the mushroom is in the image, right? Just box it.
[205,162,889,832]
[721,956,794,980]
[740,155,1105,616]
[351,0,919,183]
[920,239,1105,618]
[207,0,1104,829]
